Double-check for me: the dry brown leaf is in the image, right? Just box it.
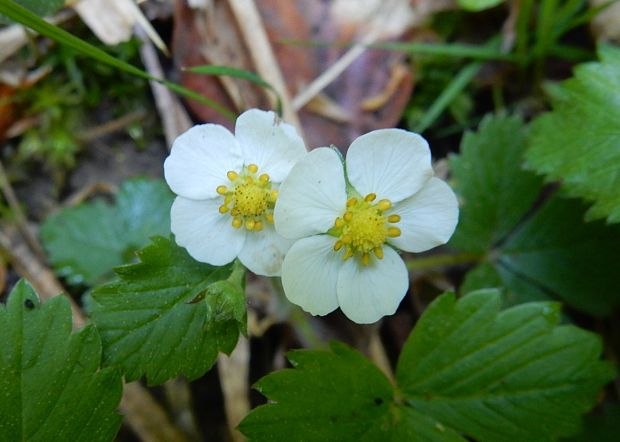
[172,0,418,150]
[590,0,620,41]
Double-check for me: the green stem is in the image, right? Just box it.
[413,60,482,133]
[406,253,483,271]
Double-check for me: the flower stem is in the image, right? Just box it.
[406,252,483,271]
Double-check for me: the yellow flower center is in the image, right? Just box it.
[216,164,277,231]
[331,193,401,265]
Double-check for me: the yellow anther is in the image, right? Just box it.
[270,189,279,201]
[364,193,377,202]
[361,253,370,266]
[388,214,401,223]
[343,212,353,222]
[346,198,358,207]
[266,213,274,223]
[247,164,259,174]
[245,175,254,183]
[216,185,228,195]
[377,199,392,212]
[343,247,354,260]
[232,218,243,229]
[225,194,233,204]
[334,218,344,228]
[219,205,229,214]
[245,219,256,230]
[387,227,401,238]
[259,173,270,184]
[333,240,343,251]
[254,221,263,231]
[227,171,238,181]
[373,247,384,259]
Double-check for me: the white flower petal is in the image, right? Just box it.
[389,177,459,253]
[274,148,346,239]
[336,247,408,324]
[165,124,243,199]
[235,109,307,182]
[171,196,246,265]
[281,235,341,316]
[346,129,433,203]
[238,225,294,277]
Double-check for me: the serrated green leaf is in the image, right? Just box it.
[461,262,553,306]
[41,178,174,285]
[0,280,122,442]
[0,0,64,23]
[396,290,614,442]
[451,114,620,314]
[91,236,246,385]
[449,114,543,253]
[239,341,465,441]
[527,45,620,223]
[499,194,620,315]
[458,0,505,12]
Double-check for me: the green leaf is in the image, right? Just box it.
[461,262,553,306]
[451,114,620,314]
[396,290,615,442]
[41,178,174,285]
[90,236,246,385]
[527,45,620,223]
[450,114,543,253]
[458,0,505,12]
[0,280,122,442]
[239,341,466,442]
[0,0,234,120]
[499,194,620,315]
[0,0,64,23]
[241,290,612,440]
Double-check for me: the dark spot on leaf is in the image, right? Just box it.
[374,397,383,406]
[24,299,35,310]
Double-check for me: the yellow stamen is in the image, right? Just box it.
[387,227,401,237]
[216,185,228,195]
[346,198,358,207]
[329,195,400,264]
[361,253,370,266]
[388,214,401,223]
[232,218,243,229]
[219,205,229,214]
[266,213,274,223]
[377,199,392,212]
[270,190,279,201]
[245,219,256,230]
[259,173,270,184]
[247,164,259,174]
[254,221,263,231]
[227,171,238,181]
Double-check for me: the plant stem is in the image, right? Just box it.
[406,252,483,271]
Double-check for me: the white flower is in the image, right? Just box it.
[164,109,306,276]
[274,129,459,324]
